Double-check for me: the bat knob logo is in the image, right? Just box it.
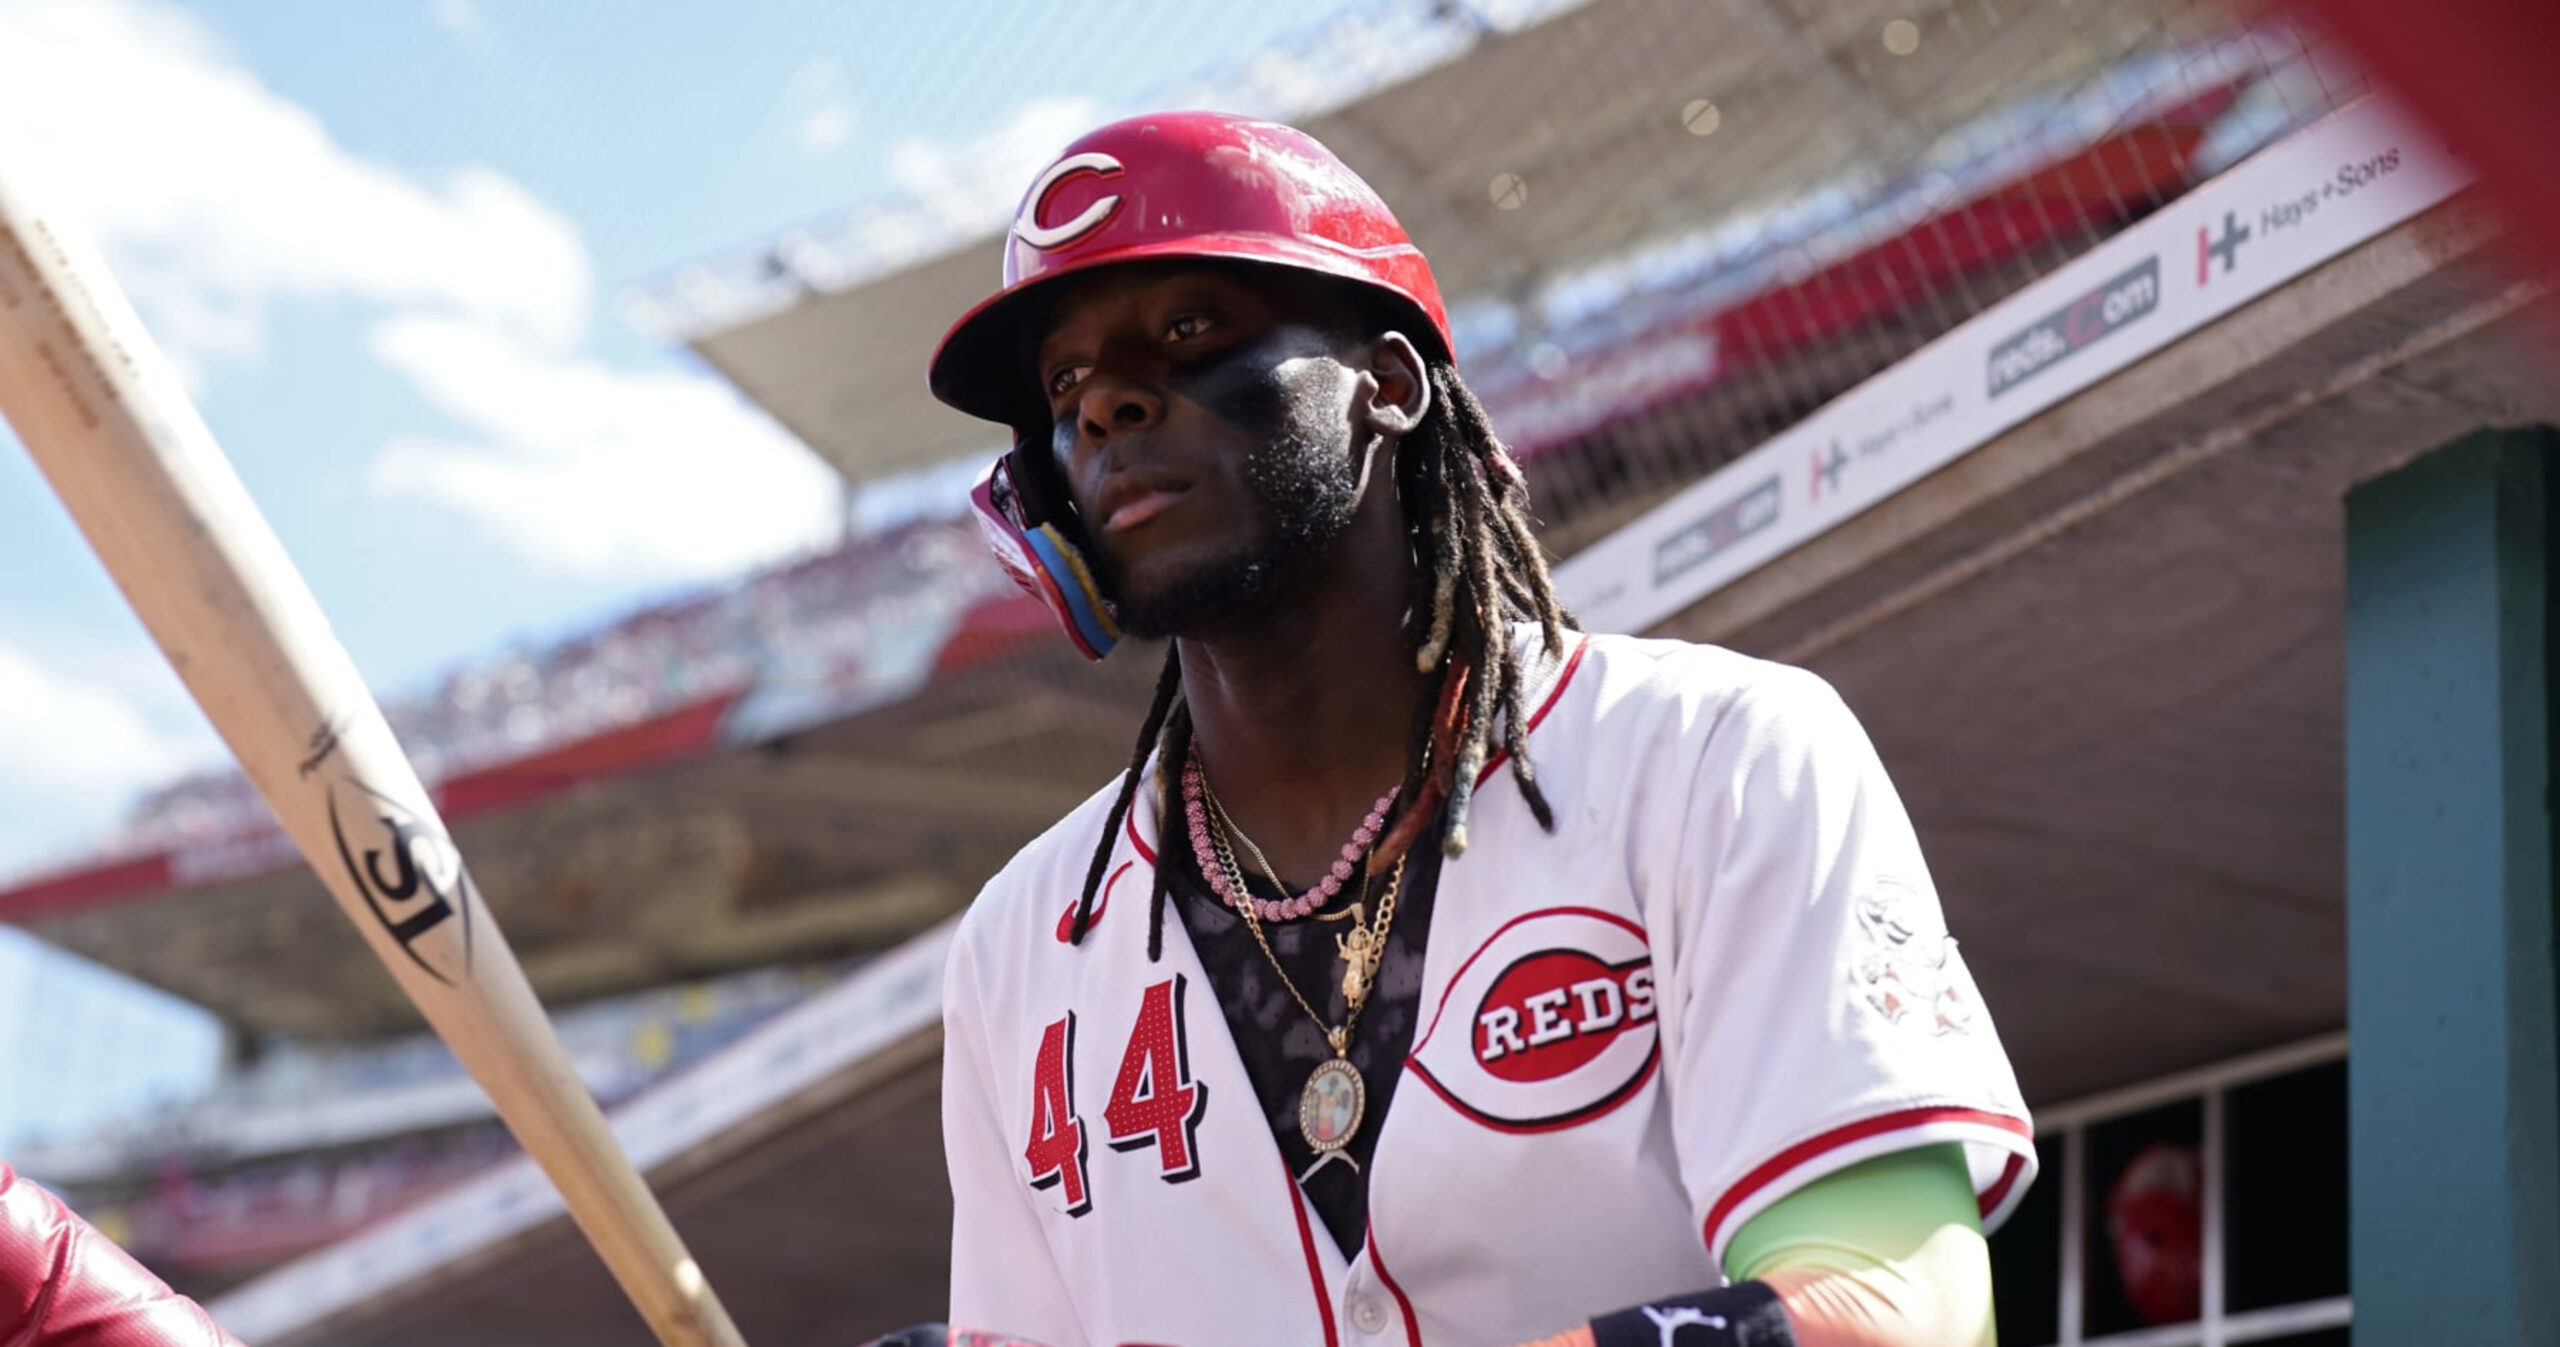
[328,779,477,984]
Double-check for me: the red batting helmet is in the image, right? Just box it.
[927,110,1454,429]
[929,111,1454,661]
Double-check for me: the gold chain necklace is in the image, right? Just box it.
[1203,800,1405,1181]
[1213,793,1364,924]
[1201,786,1402,1008]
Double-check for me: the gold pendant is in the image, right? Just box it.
[1337,927,1379,1005]
[1296,1057,1365,1182]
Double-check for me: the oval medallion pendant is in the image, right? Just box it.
[1298,1056,1366,1175]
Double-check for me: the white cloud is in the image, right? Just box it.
[800,104,856,154]
[366,316,843,581]
[0,0,587,361]
[0,639,216,877]
[0,0,842,585]
[778,57,856,156]
[428,0,486,40]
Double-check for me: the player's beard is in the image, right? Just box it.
[1097,359,1366,641]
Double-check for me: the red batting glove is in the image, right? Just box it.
[1,1160,244,1347]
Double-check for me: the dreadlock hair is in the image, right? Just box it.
[1061,355,1574,961]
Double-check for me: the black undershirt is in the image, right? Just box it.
[1164,821,1443,1259]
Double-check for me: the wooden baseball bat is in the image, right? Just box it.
[0,165,747,1347]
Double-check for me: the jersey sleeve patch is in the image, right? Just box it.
[1851,876,1980,1037]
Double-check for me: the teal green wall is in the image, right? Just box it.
[2345,429,2558,1345]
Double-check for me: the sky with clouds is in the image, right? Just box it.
[0,0,1386,886]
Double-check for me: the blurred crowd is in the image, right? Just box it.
[104,518,1002,859]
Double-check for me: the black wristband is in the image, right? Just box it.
[1587,1281,1796,1347]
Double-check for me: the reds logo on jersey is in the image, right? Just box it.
[1407,907,1659,1132]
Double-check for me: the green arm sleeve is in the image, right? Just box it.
[1722,1143,1995,1346]
[1724,1143,1983,1278]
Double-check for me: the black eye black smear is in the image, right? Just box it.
[1096,327,1367,639]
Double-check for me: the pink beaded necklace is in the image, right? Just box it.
[1181,748,1399,923]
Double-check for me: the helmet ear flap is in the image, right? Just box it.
[1000,432,1089,547]
[968,434,1122,661]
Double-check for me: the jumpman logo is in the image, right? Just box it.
[1642,1304,1730,1345]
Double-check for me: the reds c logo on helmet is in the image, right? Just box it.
[1014,152,1126,251]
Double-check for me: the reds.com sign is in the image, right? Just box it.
[1983,256,2160,398]
[1409,908,1660,1132]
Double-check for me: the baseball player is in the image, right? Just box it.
[924,112,2035,1347]
[1,1159,244,1346]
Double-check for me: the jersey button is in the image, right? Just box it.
[1351,1296,1390,1334]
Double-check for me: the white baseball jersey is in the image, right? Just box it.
[941,630,2035,1347]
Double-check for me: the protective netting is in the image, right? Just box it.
[1378,0,2376,554]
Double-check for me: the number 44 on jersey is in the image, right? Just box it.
[1024,976,1210,1214]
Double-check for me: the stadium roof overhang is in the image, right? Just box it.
[3,630,1164,1039]
[668,0,2201,487]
